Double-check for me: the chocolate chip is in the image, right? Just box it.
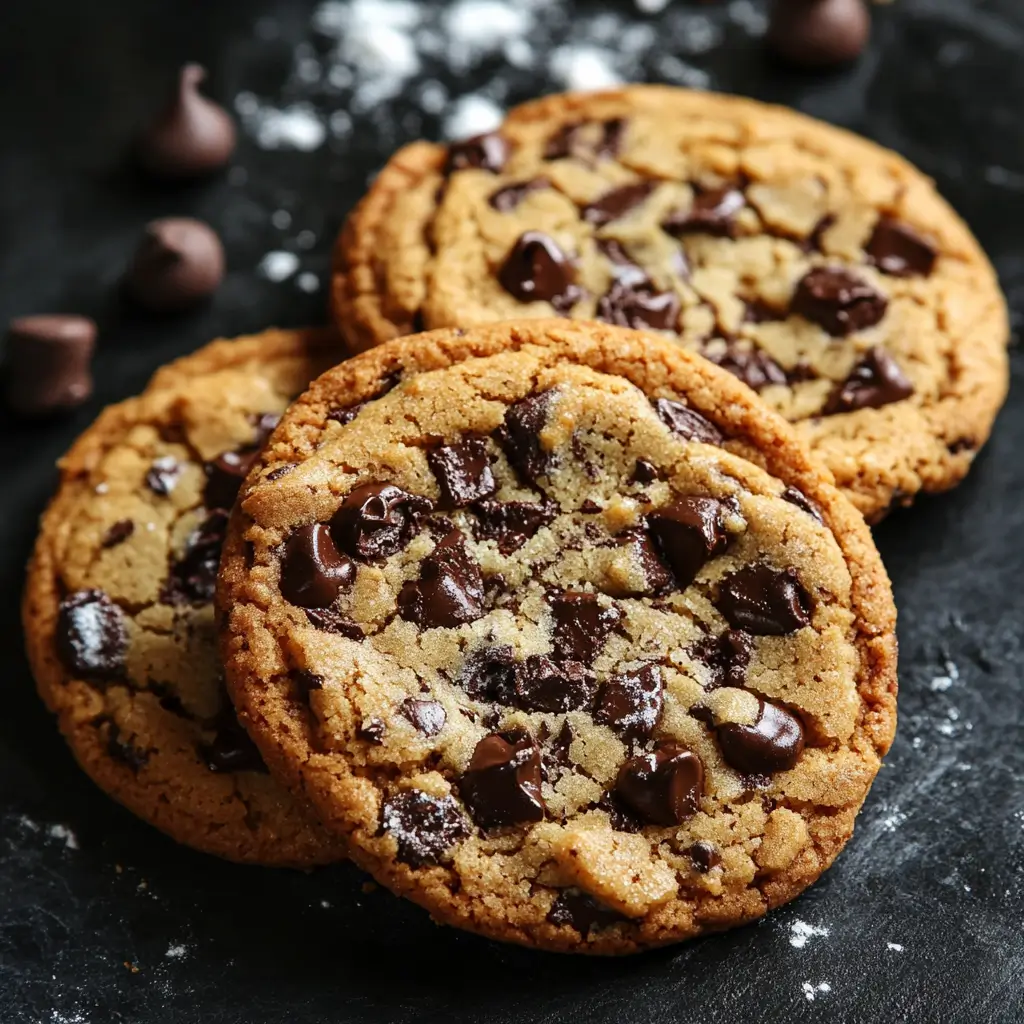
[743,299,784,324]
[398,531,485,629]
[293,670,324,700]
[380,790,469,866]
[458,645,518,702]
[582,181,655,227]
[594,664,663,742]
[163,510,227,605]
[548,591,623,664]
[768,0,871,68]
[663,188,745,237]
[597,277,681,332]
[280,523,355,609]
[400,698,447,737]
[101,520,135,549]
[547,720,575,770]
[703,341,788,392]
[328,402,365,426]
[791,267,888,337]
[331,482,432,561]
[688,629,753,689]
[652,398,724,445]
[93,716,149,773]
[446,132,508,174]
[596,237,645,276]
[688,840,722,873]
[947,437,977,455]
[866,217,937,277]
[489,178,549,213]
[715,564,812,635]
[616,528,674,594]
[823,346,914,414]
[3,315,96,418]
[579,499,602,514]
[614,742,704,826]
[304,607,364,638]
[126,217,225,312]
[358,717,386,744]
[632,459,659,484]
[200,709,267,774]
[136,64,236,178]
[544,119,624,161]
[428,439,497,508]
[781,485,824,523]
[547,889,627,934]
[473,499,558,554]
[146,456,181,496]
[204,448,257,510]
[648,498,729,588]
[513,655,596,714]
[498,232,581,312]
[461,731,545,829]
[496,390,557,486]
[57,590,128,679]
[717,699,806,774]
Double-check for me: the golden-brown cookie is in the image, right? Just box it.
[23,328,349,866]
[218,320,897,952]
[331,85,1009,521]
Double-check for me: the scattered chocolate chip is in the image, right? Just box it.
[380,789,469,866]
[805,213,837,253]
[597,277,681,332]
[866,217,937,277]
[616,528,674,594]
[548,591,623,664]
[498,232,582,312]
[57,590,127,679]
[93,716,150,773]
[401,698,447,737]
[544,119,624,161]
[461,731,545,829]
[652,398,724,445]
[327,402,366,426]
[146,455,181,496]
[648,498,729,588]
[458,645,518,702]
[781,485,824,523]
[101,520,135,549]
[331,482,432,561]
[280,523,355,609]
[489,178,549,213]
[304,608,364,638]
[548,889,627,933]
[582,181,655,227]
[715,564,812,635]
[136,64,236,178]
[200,708,267,773]
[473,498,558,554]
[126,217,225,312]
[614,742,704,826]
[594,664,663,742]
[358,717,386,744]
[823,346,914,414]
[688,840,722,873]
[703,341,788,392]
[947,437,977,455]
[632,459,659,484]
[663,187,745,237]
[791,267,888,337]
[767,0,871,68]
[717,699,806,774]
[428,439,497,508]
[579,499,602,514]
[513,655,596,714]
[293,670,324,700]
[496,390,557,486]
[446,131,509,173]
[547,719,575,769]
[688,629,753,689]
[398,531,485,629]
[163,510,228,605]
[203,448,257,510]
[3,315,96,418]
[598,792,644,833]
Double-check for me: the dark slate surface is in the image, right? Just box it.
[1,2,1022,1021]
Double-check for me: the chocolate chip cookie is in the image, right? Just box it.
[331,85,1009,521]
[218,320,897,952]
[23,328,349,865]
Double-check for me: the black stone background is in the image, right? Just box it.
[1,1,1022,1021]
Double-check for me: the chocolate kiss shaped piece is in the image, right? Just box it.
[127,218,225,312]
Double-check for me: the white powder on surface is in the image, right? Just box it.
[789,920,830,949]
[235,95,326,151]
[887,942,905,952]
[635,0,671,12]
[258,251,300,281]
[165,944,189,960]
[296,272,321,293]
[443,94,504,139]
[442,1,534,68]
[801,981,832,1002]
[549,45,623,90]
[271,209,292,230]
[48,824,79,850]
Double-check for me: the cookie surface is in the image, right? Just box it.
[332,85,1009,520]
[219,320,897,952]
[23,328,349,865]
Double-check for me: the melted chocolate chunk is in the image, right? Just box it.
[582,181,656,226]
[304,607,364,638]
[717,699,805,774]
[688,840,722,873]
[145,456,181,496]
[547,719,575,769]
[328,402,365,426]
[473,498,558,554]
[616,528,674,594]
[614,742,704,826]
[94,716,149,773]
[547,889,627,933]
[715,564,812,635]
[280,523,355,609]
[461,731,545,829]
[446,132,508,174]
[489,178,549,213]
[597,277,680,331]
[513,655,596,714]
[163,510,228,605]
[401,698,447,737]
[380,789,469,866]
[823,347,914,414]
[428,439,497,508]
[688,629,753,690]
[548,591,623,664]
[200,709,267,774]
[663,188,745,237]
[594,664,663,742]
[101,519,135,548]
[204,448,258,510]
[458,645,518,702]
[866,217,937,278]
[496,391,557,486]
[703,341,788,392]
[632,459,659,484]
[293,670,323,700]
[544,118,624,161]
[398,530,485,629]
[648,497,729,588]
[781,485,824,523]
[791,267,888,337]
[652,398,723,445]
[358,717,386,744]
[498,232,581,312]
[331,482,432,561]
